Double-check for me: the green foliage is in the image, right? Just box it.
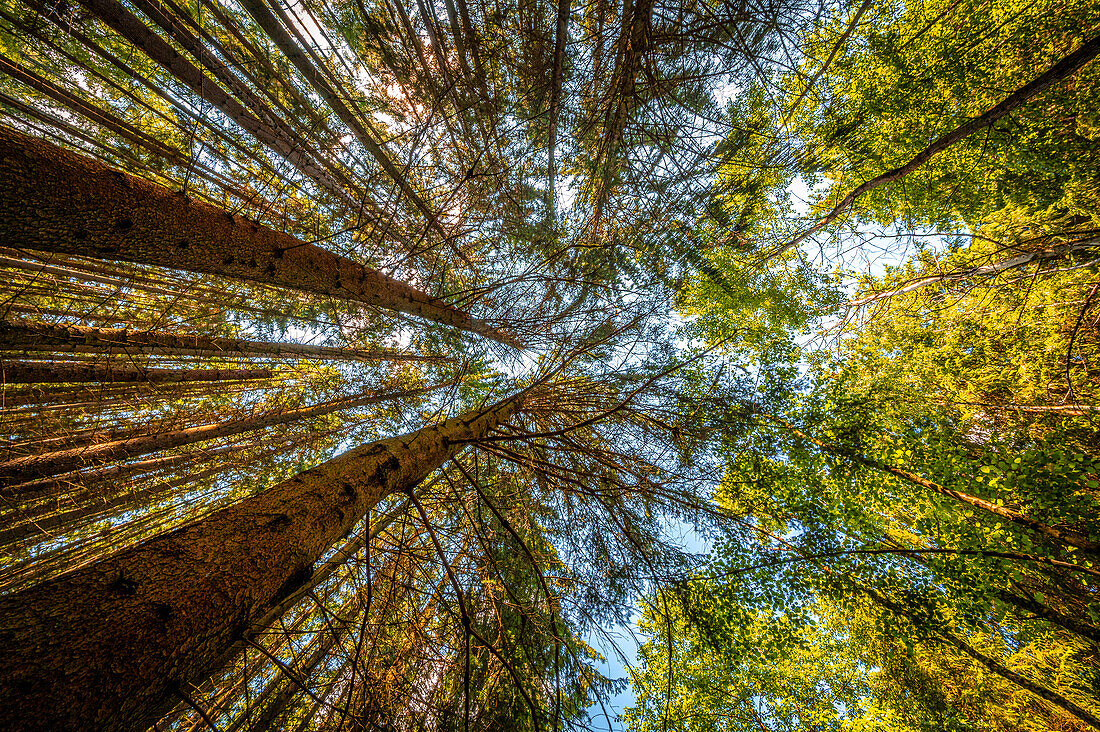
[785,0,1100,230]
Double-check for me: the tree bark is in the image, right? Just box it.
[862,585,1100,731]
[2,443,241,500]
[937,627,1100,729]
[0,126,520,346]
[546,0,571,219]
[847,238,1100,307]
[0,393,522,731]
[0,361,272,384]
[0,380,454,484]
[0,321,447,361]
[70,0,360,207]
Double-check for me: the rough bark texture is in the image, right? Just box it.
[0,395,521,731]
[0,361,272,384]
[0,321,445,361]
[0,126,519,346]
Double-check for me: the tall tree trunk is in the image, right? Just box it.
[0,321,447,361]
[862,585,1100,731]
[846,237,1100,307]
[235,0,438,225]
[0,380,454,484]
[0,361,273,384]
[0,127,520,346]
[3,442,246,500]
[546,0,571,220]
[0,393,522,731]
[68,0,361,207]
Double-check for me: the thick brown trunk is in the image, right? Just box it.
[0,127,519,346]
[0,321,447,361]
[0,361,272,384]
[0,394,522,731]
[0,381,453,484]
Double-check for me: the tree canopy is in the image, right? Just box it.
[0,0,1097,729]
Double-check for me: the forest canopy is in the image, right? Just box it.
[0,0,1096,729]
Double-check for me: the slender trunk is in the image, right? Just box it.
[0,380,453,484]
[779,0,874,129]
[0,52,183,166]
[2,441,264,509]
[0,321,447,361]
[769,32,1100,261]
[753,408,1100,553]
[938,628,1100,729]
[847,238,1100,307]
[0,252,214,300]
[0,380,263,411]
[1,461,229,549]
[0,361,272,385]
[999,589,1100,646]
[70,0,360,207]
[388,0,438,97]
[862,585,1100,730]
[234,0,438,224]
[453,0,487,86]
[591,0,652,221]
[0,126,519,346]
[0,394,522,731]
[546,0,571,220]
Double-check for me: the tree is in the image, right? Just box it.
[4,0,1100,729]
[0,394,522,730]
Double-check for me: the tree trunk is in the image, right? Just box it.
[847,237,1100,307]
[937,628,1100,729]
[863,585,1100,731]
[0,321,447,361]
[235,0,438,224]
[0,126,520,346]
[0,361,273,384]
[70,0,360,207]
[2,442,242,500]
[0,381,453,484]
[546,0,571,219]
[0,393,522,731]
